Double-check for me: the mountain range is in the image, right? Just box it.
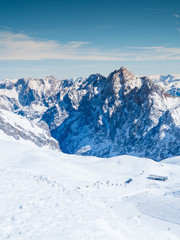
[0,67,179,161]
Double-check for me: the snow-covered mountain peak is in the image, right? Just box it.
[108,66,134,79]
[0,67,180,160]
[106,67,143,97]
[119,66,136,79]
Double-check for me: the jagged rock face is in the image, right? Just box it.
[0,67,180,160]
[51,67,180,160]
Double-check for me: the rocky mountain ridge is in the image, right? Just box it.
[0,67,179,160]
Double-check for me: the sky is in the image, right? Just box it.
[0,0,180,79]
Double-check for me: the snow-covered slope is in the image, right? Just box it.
[0,132,180,240]
[0,108,59,150]
[149,74,180,97]
[0,67,180,160]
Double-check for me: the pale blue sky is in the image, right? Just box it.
[0,0,180,79]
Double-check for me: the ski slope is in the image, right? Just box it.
[0,131,180,240]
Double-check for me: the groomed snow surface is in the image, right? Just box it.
[0,132,180,240]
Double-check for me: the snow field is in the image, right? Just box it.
[0,133,180,239]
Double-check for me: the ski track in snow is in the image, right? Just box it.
[0,167,155,240]
[0,166,180,240]
[0,134,180,239]
[0,168,114,240]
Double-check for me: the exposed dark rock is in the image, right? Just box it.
[0,68,179,160]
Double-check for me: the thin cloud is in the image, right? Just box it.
[0,31,180,61]
[173,14,180,18]
[177,28,180,32]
